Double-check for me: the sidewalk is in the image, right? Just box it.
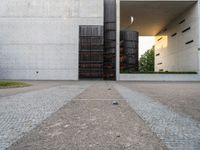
[7,82,166,150]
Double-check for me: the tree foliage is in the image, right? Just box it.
[139,46,155,72]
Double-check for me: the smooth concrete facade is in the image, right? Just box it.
[155,2,199,72]
[0,0,103,80]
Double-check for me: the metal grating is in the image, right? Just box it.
[79,25,104,79]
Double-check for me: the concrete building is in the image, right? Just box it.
[154,2,199,72]
[0,0,104,80]
[119,0,200,81]
[0,0,200,81]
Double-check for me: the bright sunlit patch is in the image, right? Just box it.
[139,36,155,58]
[155,36,168,50]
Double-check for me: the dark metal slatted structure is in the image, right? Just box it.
[120,31,139,73]
[79,25,104,79]
[104,0,116,80]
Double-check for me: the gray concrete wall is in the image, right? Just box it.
[0,0,103,80]
[155,2,199,73]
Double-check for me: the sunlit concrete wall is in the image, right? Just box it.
[0,0,103,80]
[155,2,199,72]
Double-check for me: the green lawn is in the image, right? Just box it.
[0,81,32,89]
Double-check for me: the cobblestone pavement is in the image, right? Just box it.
[8,81,166,150]
[2,81,200,150]
[115,83,200,150]
[0,83,90,150]
[119,81,200,122]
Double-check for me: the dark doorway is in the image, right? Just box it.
[79,25,104,79]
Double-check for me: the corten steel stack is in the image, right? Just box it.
[120,31,139,73]
[79,25,104,79]
[104,0,117,80]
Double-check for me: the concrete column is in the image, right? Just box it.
[198,1,200,74]
[116,0,120,80]
[196,0,200,74]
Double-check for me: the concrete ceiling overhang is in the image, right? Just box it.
[120,1,197,36]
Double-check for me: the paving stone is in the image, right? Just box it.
[7,81,166,150]
[115,84,200,150]
[0,84,90,150]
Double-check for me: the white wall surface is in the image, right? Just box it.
[0,0,103,80]
[155,2,200,73]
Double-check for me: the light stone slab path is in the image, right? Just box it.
[115,83,200,150]
[0,84,90,150]
[7,81,166,150]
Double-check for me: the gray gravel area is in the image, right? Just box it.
[0,83,90,150]
[8,81,166,150]
[115,83,200,150]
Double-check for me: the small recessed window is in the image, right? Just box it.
[171,33,177,37]
[185,40,194,45]
[156,53,160,56]
[157,63,162,65]
[179,19,185,24]
[159,69,164,72]
[182,27,191,33]
[157,37,162,41]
